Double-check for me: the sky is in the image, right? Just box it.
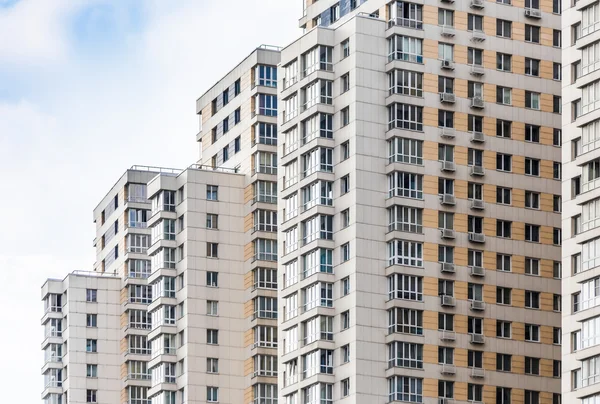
[0,0,301,399]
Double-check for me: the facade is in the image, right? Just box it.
[562,0,600,403]
[41,46,281,404]
[279,1,562,403]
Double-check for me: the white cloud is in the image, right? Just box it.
[0,1,302,401]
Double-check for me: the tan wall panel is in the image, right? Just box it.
[513,356,525,374]
[455,11,468,31]
[423,40,439,59]
[423,107,438,127]
[483,284,495,303]
[455,214,468,233]
[423,277,438,296]
[423,378,438,398]
[455,314,468,334]
[483,251,496,270]
[455,247,468,266]
[513,289,525,308]
[424,243,438,262]
[483,16,496,35]
[513,255,525,274]
[541,259,555,278]
[513,22,525,41]
[513,155,525,174]
[455,113,468,132]
[244,270,254,290]
[484,83,496,103]
[455,146,468,166]
[244,357,253,377]
[540,292,554,311]
[423,175,438,195]
[455,45,467,64]
[244,328,254,347]
[513,88,525,108]
[540,159,555,180]
[540,60,554,80]
[424,209,438,228]
[513,322,525,341]
[483,50,496,69]
[244,242,254,261]
[483,150,496,170]
[541,326,554,344]
[541,225,554,245]
[541,192,555,212]
[424,140,438,161]
[455,179,468,200]
[244,184,254,204]
[455,281,468,300]
[484,319,496,337]
[244,300,254,318]
[540,358,554,377]
[540,27,554,47]
[423,310,438,330]
[244,213,254,233]
[455,382,468,401]
[455,349,468,367]
[540,93,555,113]
[423,5,438,25]
[513,221,525,241]
[424,73,438,94]
[424,344,438,363]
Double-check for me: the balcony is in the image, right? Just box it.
[468,232,485,243]
[470,333,485,344]
[440,229,455,239]
[441,160,456,172]
[440,92,456,104]
[441,262,455,273]
[470,300,485,311]
[388,17,423,30]
[441,295,456,307]
[470,199,484,210]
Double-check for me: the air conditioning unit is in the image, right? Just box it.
[470,333,485,344]
[441,60,455,70]
[441,364,456,375]
[471,96,484,108]
[441,194,456,205]
[471,0,484,8]
[471,367,486,378]
[471,300,486,311]
[470,165,485,176]
[441,26,456,37]
[441,0,455,3]
[438,399,455,404]
[470,65,485,76]
[441,262,455,273]
[525,8,542,18]
[441,229,455,239]
[470,265,485,276]
[471,30,486,41]
[471,131,485,143]
[441,330,456,341]
[440,127,455,138]
[441,295,456,307]
[469,232,486,243]
[441,160,456,171]
[471,199,485,210]
[440,92,456,103]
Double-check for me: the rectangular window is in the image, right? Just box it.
[496,87,512,105]
[525,25,540,43]
[497,53,512,71]
[497,19,512,37]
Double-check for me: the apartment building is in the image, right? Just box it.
[41,45,281,404]
[278,1,562,403]
[41,271,121,404]
[562,0,600,403]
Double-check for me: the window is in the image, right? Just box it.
[526,91,541,110]
[497,254,511,272]
[341,73,350,93]
[496,220,512,238]
[496,187,511,205]
[207,387,219,403]
[388,35,423,63]
[342,378,350,397]
[86,314,97,328]
[525,391,540,404]
[525,158,540,176]
[525,357,540,375]
[341,39,350,59]
[553,228,562,245]
[341,107,350,127]
[439,313,454,331]
[388,103,423,131]
[389,137,423,165]
[257,65,277,87]
[553,0,561,13]
[468,384,483,402]
[553,63,562,81]
[86,364,98,378]
[206,358,219,374]
[438,76,454,94]
[342,344,350,363]
[341,243,350,262]
[438,42,454,62]
[207,243,218,258]
[438,8,454,26]
[554,96,561,113]
[497,354,512,371]
[497,19,512,37]
[553,195,561,212]
[467,47,483,66]
[257,94,277,116]
[496,153,512,171]
[388,376,423,403]
[86,289,97,302]
[87,390,97,403]
[554,294,562,311]
[206,214,218,229]
[341,141,350,160]
[526,290,540,309]
[497,287,511,305]
[389,274,423,301]
[207,329,219,345]
[467,13,483,32]
[341,311,350,330]
[525,257,540,275]
[554,162,562,180]
[553,29,562,47]
[439,380,454,399]
[438,110,454,128]
[207,301,218,316]
[341,209,350,228]
[207,271,218,287]
[496,86,512,105]
[525,191,540,209]
[525,58,540,77]
[497,387,511,404]
[497,53,511,71]
[206,185,218,201]
[342,277,350,296]
[525,24,540,43]
[222,119,229,135]
[86,339,97,353]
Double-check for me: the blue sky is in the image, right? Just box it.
[0,0,300,399]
